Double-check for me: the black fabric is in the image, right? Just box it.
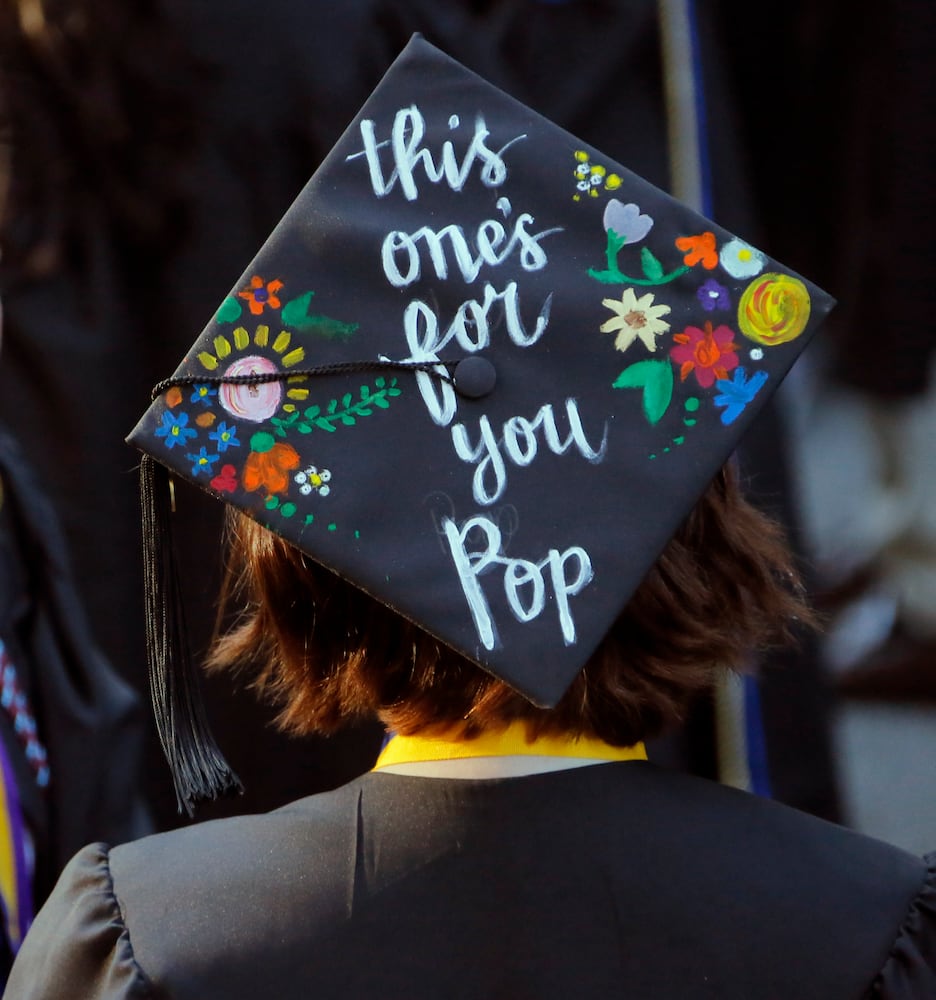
[7,763,935,999]
[0,427,149,901]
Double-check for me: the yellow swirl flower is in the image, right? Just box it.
[737,273,811,346]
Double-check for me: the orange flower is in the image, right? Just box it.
[242,433,300,495]
[237,276,284,315]
[675,231,718,270]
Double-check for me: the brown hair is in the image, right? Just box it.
[207,463,816,746]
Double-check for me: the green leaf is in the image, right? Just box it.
[326,399,338,415]
[373,396,390,409]
[607,228,627,254]
[304,315,359,339]
[341,392,353,408]
[217,296,243,324]
[612,359,674,425]
[640,247,664,282]
[281,291,315,328]
[304,404,321,419]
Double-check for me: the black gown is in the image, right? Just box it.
[5,761,935,998]
[0,428,149,983]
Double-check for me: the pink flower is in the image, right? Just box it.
[670,321,739,388]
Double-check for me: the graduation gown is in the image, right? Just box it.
[6,761,935,999]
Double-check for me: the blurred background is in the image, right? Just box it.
[0,0,931,907]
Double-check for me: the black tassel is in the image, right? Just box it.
[140,453,243,815]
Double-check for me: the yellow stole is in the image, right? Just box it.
[374,721,647,770]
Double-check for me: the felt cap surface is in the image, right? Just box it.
[129,35,833,708]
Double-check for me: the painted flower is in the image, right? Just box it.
[295,465,332,497]
[186,447,220,478]
[210,463,238,494]
[218,355,283,422]
[601,289,671,353]
[720,238,766,279]
[738,272,811,346]
[238,276,284,316]
[190,383,218,407]
[603,200,653,243]
[242,432,300,495]
[714,367,769,425]
[154,410,197,450]
[165,387,183,408]
[208,421,241,453]
[697,278,729,312]
[573,151,622,200]
[670,321,740,388]
[675,231,718,270]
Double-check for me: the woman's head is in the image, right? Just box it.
[208,462,815,746]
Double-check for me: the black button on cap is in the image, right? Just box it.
[453,356,497,398]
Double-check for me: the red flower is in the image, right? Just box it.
[237,276,284,315]
[210,464,238,494]
[670,321,739,388]
[675,231,718,270]
[242,433,300,495]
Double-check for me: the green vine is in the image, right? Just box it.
[271,377,402,437]
[589,230,690,286]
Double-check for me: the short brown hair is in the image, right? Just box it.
[207,463,815,746]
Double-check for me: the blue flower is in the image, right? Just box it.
[185,447,220,477]
[155,410,197,450]
[190,383,218,407]
[714,367,769,425]
[697,278,729,312]
[208,421,241,453]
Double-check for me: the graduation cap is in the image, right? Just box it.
[129,35,834,812]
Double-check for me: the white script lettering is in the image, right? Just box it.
[442,516,594,650]
[348,106,526,201]
[401,282,554,426]
[450,399,608,504]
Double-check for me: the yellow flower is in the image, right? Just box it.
[600,289,672,353]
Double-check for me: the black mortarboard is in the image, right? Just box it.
[129,35,833,811]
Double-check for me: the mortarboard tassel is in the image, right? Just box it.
[140,452,243,816]
[139,361,463,814]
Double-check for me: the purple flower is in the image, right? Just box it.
[603,200,653,243]
[697,278,730,312]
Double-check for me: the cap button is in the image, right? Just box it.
[453,356,497,399]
